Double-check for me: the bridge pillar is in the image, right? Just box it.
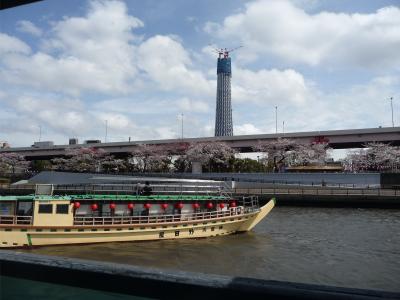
[191,161,202,174]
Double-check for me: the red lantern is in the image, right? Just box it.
[144,203,151,209]
[229,201,237,208]
[127,203,134,210]
[206,202,213,209]
[175,202,184,209]
[91,203,98,211]
[73,202,81,209]
[109,203,116,210]
[219,203,225,209]
[161,203,168,210]
[192,203,200,209]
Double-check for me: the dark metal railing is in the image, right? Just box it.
[0,215,32,225]
[233,187,400,197]
[73,206,252,226]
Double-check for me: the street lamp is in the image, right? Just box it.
[178,113,184,139]
[181,113,184,139]
[389,97,394,127]
[275,106,278,134]
[105,120,108,143]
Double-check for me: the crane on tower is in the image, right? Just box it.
[211,45,243,58]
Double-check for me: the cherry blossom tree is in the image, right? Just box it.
[0,153,30,174]
[343,143,400,172]
[129,144,173,173]
[173,155,191,172]
[342,149,368,172]
[51,147,110,172]
[186,142,236,172]
[255,138,333,171]
[100,156,127,173]
[255,138,297,172]
[293,142,332,166]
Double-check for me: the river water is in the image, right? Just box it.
[18,207,400,292]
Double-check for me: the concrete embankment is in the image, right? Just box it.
[1,251,399,300]
[1,185,400,207]
[235,186,400,208]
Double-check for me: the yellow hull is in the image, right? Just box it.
[0,199,275,248]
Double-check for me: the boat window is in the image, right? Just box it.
[56,204,69,214]
[0,202,15,215]
[175,230,180,236]
[16,201,33,216]
[38,204,53,214]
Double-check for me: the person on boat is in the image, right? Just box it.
[141,181,153,196]
[136,183,142,195]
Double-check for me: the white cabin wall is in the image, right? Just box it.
[181,204,193,214]
[75,205,91,215]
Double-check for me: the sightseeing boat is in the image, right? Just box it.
[0,182,275,248]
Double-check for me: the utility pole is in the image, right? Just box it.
[390,97,394,127]
[275,106,278,134]
[181,113,184,139]
[105,120,108,143]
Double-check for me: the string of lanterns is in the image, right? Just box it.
[72,200,237,211]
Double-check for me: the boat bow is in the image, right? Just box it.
[238,198,275,232]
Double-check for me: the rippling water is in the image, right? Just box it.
[18,207,400,292]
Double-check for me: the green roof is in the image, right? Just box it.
[0,194,230,202]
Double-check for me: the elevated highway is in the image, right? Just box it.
[1,127,399,160]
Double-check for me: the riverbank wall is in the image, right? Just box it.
[1,251,399,300]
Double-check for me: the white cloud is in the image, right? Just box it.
[4,95,88,135]
[0,91,180,146]
[278,75,400,132]
[16,20,43,37]
[233,67,311,105]
[206,0,400,68]
[137,35,214,96]
[234,123,263,135]
[176,97,209,113]
[1,0,143,95]
[0,33,31,55]
[1,1,215,100]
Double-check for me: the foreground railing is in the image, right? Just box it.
[73,206,253,226]
[0,215,32,225]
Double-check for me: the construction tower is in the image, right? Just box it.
[214,47,239,136]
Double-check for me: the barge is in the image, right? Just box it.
[0,182,274,247]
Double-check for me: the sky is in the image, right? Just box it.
[0,0,399,147]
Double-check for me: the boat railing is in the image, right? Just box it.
[73,206,256,226]
[0,215,33,225]
[240,196,260,213]
[54,182,233,198]
[55,184,219,193]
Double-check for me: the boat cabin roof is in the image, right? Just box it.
[0,194,230,202]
